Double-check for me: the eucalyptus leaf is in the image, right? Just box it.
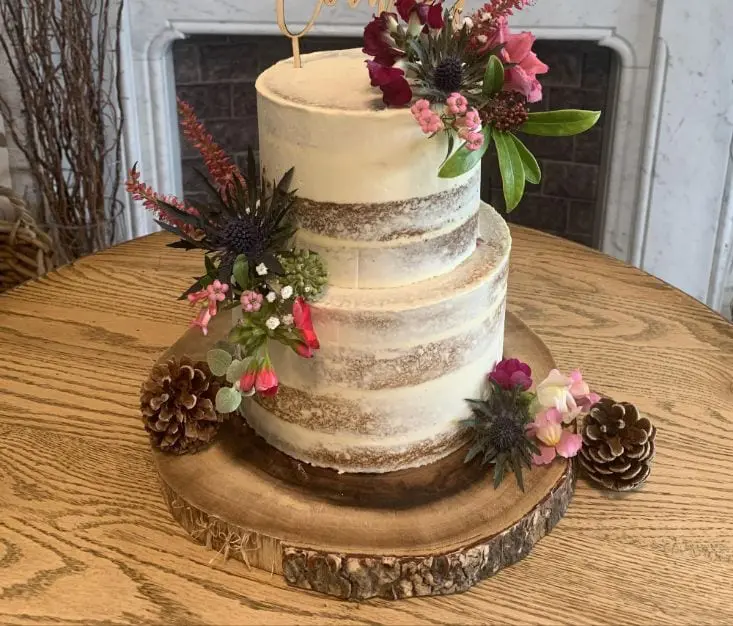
[226,358,250,384]
[482,55,505,96]
[520,109,601,137]
[207,348,233,377]
[215,387,242,414]
[438,127,492,179]
[494,131,526,212]
[510,134,541,185]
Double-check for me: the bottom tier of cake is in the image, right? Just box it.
[243,205,511,473]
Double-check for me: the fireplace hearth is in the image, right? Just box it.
[173,36,614,249]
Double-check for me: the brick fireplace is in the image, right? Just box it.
[173,36,614,249]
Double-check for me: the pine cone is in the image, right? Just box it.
[140,357,224,454]
[579,398,656,491]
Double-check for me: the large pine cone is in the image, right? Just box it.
[140,357,224,454]
[579,398,656,491]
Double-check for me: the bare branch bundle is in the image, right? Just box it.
[0,0,124,263]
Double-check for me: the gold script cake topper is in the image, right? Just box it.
[277,0,395,69]
[276,0,466,69]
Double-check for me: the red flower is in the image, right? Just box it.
[293,297,320,350]
[489,358,532,391]
[363,12,404,66]
[238,366,257,394]
[396,0,444,29]
[255,365,279,397]
[366,60,413,107]
[294,342,314,359]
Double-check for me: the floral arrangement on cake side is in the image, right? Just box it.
[464,359,601,490]
[128,101,327,443]
[363,0,600,210]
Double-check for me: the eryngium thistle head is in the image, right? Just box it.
[221,217,265,260]
[433,56,464,92]
[486,410,526,452]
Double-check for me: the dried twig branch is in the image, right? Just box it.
[0,0,124,262]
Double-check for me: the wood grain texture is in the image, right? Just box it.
[1,227,732,624]
[153,312,573,600]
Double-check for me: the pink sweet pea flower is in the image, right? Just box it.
[527,408,583,465]
[536,369,578,422]
[502,30,549,103]
[568,369,602,413]
[446,92,468,115]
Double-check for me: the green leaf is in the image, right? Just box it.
[510,134,541,185]
[482,55,505,96]
[233,254,249,289]
[494,131,526,212]
[464,440,484,464]
[520,110,601,137]
[215,387,242,414]
[438,127,492,179]
[206,349,233,377]
[225,358,250,384]
[204,254,217,276]
[493,452,508,489]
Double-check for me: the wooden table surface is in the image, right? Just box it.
[1,227,732,625]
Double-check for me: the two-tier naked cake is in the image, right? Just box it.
[244,49,511,473]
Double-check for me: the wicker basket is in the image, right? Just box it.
[0,186,54,293]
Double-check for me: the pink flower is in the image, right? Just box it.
[366,60,413,107]
[536,368,599,423]
[527,408,583,465]
[489,358,532,391]
[412,102,444,134]
[293,297,320,350]
[255,364,279,397]
[568,369,602,413]
[470,14,510,54]
[240,290,263,313]
[187,280,229,335]
[462,108,482,131]
[446,92,468,115]
[502,31,548,103]
[239,370,256,394]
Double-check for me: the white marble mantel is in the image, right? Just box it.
[114,0,733,315]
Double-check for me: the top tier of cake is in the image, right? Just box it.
[256,49,480,289]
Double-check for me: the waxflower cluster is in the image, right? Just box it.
[362,0,601,210]
[126,102,328,402]
[464,357,601,489]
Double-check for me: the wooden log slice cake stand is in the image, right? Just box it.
[153,312,575,601]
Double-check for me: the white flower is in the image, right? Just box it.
[304,285,312,293]
[266,291,277,302]
[477,34,488,44]
[265,316,280,330]
[281,285,293,300]
[255,263,268,276]
[462,17,474,30]
[282,314,294,326]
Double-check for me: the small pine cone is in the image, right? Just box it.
[140,357,224,455]
[279,249,328,299]
[481,92,530,132]
[579,398,656,491]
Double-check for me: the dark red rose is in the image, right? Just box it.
[489,358,533,391]
[293,296,320,350]
[395,0,416,21]
[366,60,413,106]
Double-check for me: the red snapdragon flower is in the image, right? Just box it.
[293,297,320,350]
[366,60,413,106]
[363,12,404,65]
[395,0,444,30]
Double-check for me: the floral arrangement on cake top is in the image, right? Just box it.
[127,100,327,409]
[363,0,600,210]
[464,358,600,489]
